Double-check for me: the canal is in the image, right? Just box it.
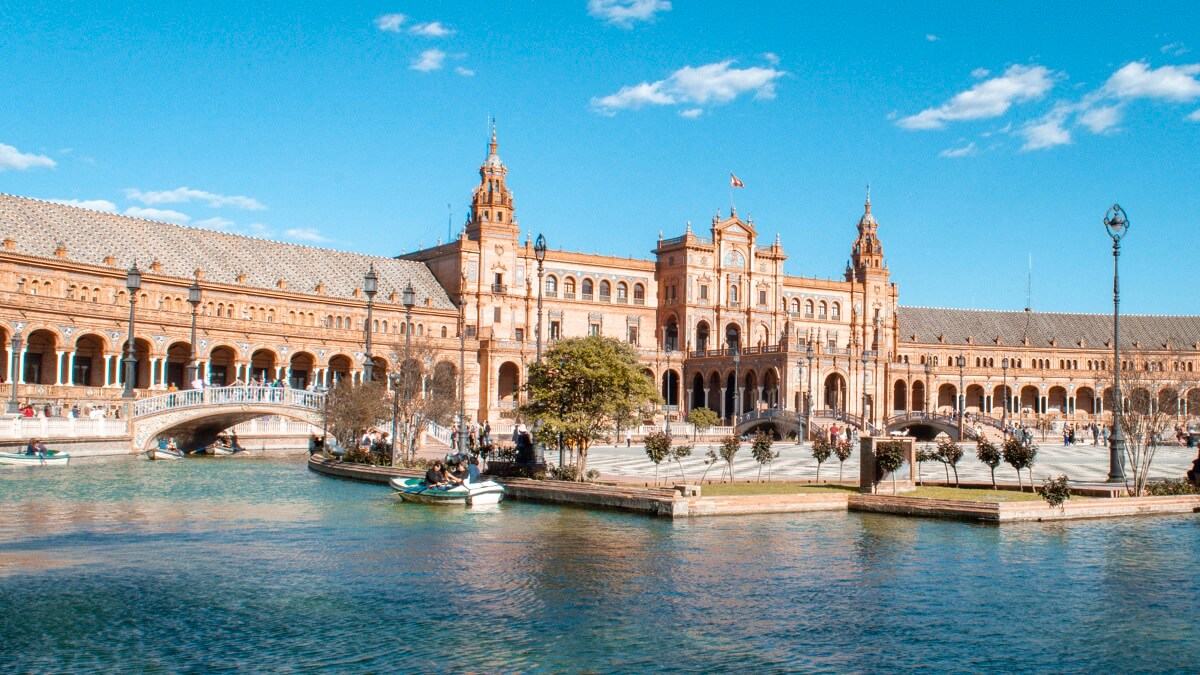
[1,457,1198,673]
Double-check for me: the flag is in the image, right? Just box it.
[730,173,744,188]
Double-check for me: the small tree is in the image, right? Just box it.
[874,440,907,495]
[669,443,694,482]
[325,380,392,456]
[935,439,964,487]
[976,437,1002,489]
[718,434,741,482]
[915,446,936,486]
[644,430,671,485]
[1002,436,1038,492]
[1038,474,1071,510]
[750,430,776,482]
[811,438,833,484]
[698,446,720,483]
[833,439,853,482]
[686,407,720,440]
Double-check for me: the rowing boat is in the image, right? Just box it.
[389,477,505,506]
[0,451,70,466]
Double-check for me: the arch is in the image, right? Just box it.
[165,341,191,389]
[691,372,706,410]
[937,383,957,413]
[23,329,60,385]
[696,321,711,352]
[1187,388,1200,418]
[993,384,1013,416]
[289,351,316,389]
[72,333,108,387]
[818,301,828,320]
[708,371,722,418]
[328,354,353,386]
[831,302,842,321]
[804,299,815,318]
[724,371,737,420]
[724,248,745,268]
[1019,385,1040,414]
[563,276,577,298]
[791,298,801,315]
[724,323,741,351]
[208,345,238,386]
[250,348,278,383]
[761,367,780,410]
[616,281,628,302]
[581,278,594,300]
[756,323,770,348]
[116,337,153,390]
[911,380,926,412]
[965,384,986,413]
[633,282,645,304]
[1076,387,1096,415]
[1129,387,1153,415]
[368,355,389,382]
[663,316,679,351]
[497,361,520,406]
[1047,386,1068,414]
[823,373,847,413]
[431,361,457,400]
[1157,388,1179,416]
[893,380,908,412]
[598,280,611,300]
[661,369,680,408]
[545,275,558,296]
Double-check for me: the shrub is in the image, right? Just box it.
[1002,437,1038,492]
[751,430,777,482]
[976,438,1002,489]
[811,438,834,483]
[1144,478,1198,496]
[833,439,853,482]
[644,430,672,485]
[915,446,936,486]
[1038,474,1071,509]
[719,435,741,482]
[875,440,907,495]
[669,443,694,482]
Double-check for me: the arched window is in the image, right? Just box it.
[616,282,628,302]
[724,248,745,268]
[818,302,828,320]
[582,279,594,300]
[729,284,739,302]
[599,280,611,300]
[441,326,448,338]
[545,275,558,297]
[804,300,814,318]
[564,277,576,298]
[831,303,841,321]
[633,283,645,304]
[791,298,801,315]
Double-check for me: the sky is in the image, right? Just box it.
[2,1,1199,315]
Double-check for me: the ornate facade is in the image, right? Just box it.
[2,129,1198,434]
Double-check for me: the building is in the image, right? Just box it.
[2,128,1198,437]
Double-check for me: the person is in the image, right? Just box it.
[481,421,491,447]
[446,460,468,486]
[166,437,179,453]
[515,424,534,464]
[465,456,481,484]
[24,438,47,456]
[424,460,448,488]
[626,428,632,447]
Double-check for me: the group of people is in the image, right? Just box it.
[450,421,492,454]
[423,455,481,489]
[15,402,115,419]
[23,438,48,456]
[825,424,858,446]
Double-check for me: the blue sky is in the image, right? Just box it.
[2,1,1198,315]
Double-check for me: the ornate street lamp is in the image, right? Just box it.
[362,265,378,383]
[389,372,402,466]
[1002,357,1010,429]
[458,292,467,456]
[923,357,932,416]
[122,263,141,399]
[401,282,416,460]
[534,233,547,364]
[1104,204,1129,483]
[956,354,966,439]
[665,348,673,437]
[727,329,741,425]
[7,332,23,414]
[805,343,814,415]
[861,349,870,433]
[186,276,202,389]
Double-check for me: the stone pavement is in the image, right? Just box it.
[583,437,1200,485]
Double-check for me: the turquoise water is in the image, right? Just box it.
[1,458,1199,673]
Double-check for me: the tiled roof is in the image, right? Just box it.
[899,306,1200,350]
[0,194,455,310]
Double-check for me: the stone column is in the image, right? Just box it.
[149,357,160,389]
[17,346,27,384]
[54,350,66,385]
[67,351,77,385]
[102,354,112,386]
[719,387,726,419]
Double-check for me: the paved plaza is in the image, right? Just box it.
[583,438,1200,486]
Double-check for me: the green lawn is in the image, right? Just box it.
[699,482,860,497]
[899,486,1045,502]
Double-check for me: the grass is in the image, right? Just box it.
[900,486,1045,502]
[699,482,859,497]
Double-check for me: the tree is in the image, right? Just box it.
[686,407,720,440]
[644,430,671,485]
[1038,474,1071,510]
[387,336,463,465]
[875,440,907,495]
[718,435,741,482]
[1105,349,1200,496]
[1002,436,1037,492]
[976,437,1002,489]
[833,439,853,482]
[525,336,660,480]
[750,430,776,482]
[698,446,720,483]
[915,446,936,486]
[811,438,833,484]
[669,442,694,482]
[325,380,391,457]
[935,438,964,487]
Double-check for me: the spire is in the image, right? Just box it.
[484,118,503,169]
[685,220,692,235]
[465,122,516,239]
[865,184,871,213]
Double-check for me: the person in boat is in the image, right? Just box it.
[167,438,180,454]
[446,459,468,486]
[25,438,47,456]
[424,460,449,488]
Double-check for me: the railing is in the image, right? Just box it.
[0,417,127,439]
[598,294,611,302]
[424,421,454,446]
[563,292,576,299]
[132,386,326,418]
[633,297,645,305]
[491,284,508,295]
[582,293,593,301]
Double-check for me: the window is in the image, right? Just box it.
[465,325,477,338]
[589,323,601,337]
[545,275,558,297]
[599,280,611,300]
[550,321,561,340]
[818,302,827,320]
[805,300,814,318]
[441,326,448,338]
[493,307,501,323]
[633,283,645,305]
[729,285,739,303]
[628,326,639,345]
[758,290,767,306]
[616,282,628,302]
[582,279,594,300]
[700,284,708,300]
[564,277,576,299]
[514,328,524,342]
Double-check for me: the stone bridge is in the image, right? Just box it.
[730,409,977,442]
[131,386,325,453]
[884,413,978,442]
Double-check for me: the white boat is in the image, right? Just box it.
[147,447,185,460]
[389,476,505,506]
[0,451,70,466]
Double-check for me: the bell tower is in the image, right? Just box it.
[465,122,518,240]
[847,186,886,282]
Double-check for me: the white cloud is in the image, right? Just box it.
[1079,104,1123,133]
[411,48,446,72]
[679,108,702,119]
[0,142,56,171]
[47,198,117,212]
[1104,61,1200,101]
[124,207,191,223]
[938,142,976,158]
[1189,109,1200,122]
[284,227,330,243]
[410,21,454,37]
[591,60,785,114]
[588,0,671,28]
[925,34,939,42]
[124,187,266,210]
[899,65,1056,130]
[1162,42,1190,56]
[1020,108,1072,150]
[762,52,780,66]
[970,68,990,79]
[455,66,475,77]
[375,13,406,32]
[194,216,235,231]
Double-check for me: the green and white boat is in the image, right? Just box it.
[389,476,505,506]
[0,450,70,466]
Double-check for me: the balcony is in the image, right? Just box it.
[491,284,508,295]
[616,296,628,304]
[582,293,593,301]
[599,294,611,303]
[564,292,576,299]
[633,297,645,305]
[728,300,741,309]
[545,290,557,298]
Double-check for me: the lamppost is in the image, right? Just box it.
[956,354,966,438]
[122,263,141,399]
[726,330,741,425]
[860,349,870,433]
[7,333,22,414]
[1002,357,1010,430]
[805,343,814,415]
[389,372,402,465]
[458,294,467,456]
[362,265,378,383]
[1104,204,1129,483]
[923,357,931,416]
[665,349,673,437]
[186,276,202,389]
[534,234,547,364]
[401,282,416,460]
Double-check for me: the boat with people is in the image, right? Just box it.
[199,435,243,456]
[389,476,506,505]
[0,450,70,466]
[147,437,185,460]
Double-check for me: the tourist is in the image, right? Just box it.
[465,456,481,484]
[626,428,632,447]
[424,460,448,488]
[481,421,491,446]
[515,424,534,464]
[24,438,47,456]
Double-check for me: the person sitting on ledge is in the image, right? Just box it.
[424,461,448,489]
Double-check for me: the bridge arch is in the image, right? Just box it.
[131,387,325,453]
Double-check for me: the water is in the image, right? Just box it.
[1,458,1198,673]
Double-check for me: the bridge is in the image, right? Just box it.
[732,408,980,442]
[131,386,326,453]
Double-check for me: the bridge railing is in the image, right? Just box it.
[133,386,326,418]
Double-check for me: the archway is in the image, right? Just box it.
[724,323,741,351]
[993,384,1013,417]
[708,371,722,418]
[289,352,315,389]
[696,321,710,352]
[893,380,908,412]
[691,373,706,410]
[762,368,780,409]
[1187,388,1200,419]
[937,383,957,413]
[165,341,191,389]
[251,349,278,383]
[24,329,59,385]
[1019,385,1040,414]
[328,354,353,386]
[966,384,986,414]
[497,361,520,407]
[367,355,389,383]
[743,370,760,412]
[118,337,153,390]
[73,333,107,387]
[724,371,737,421]
[661,369,680,408]
[208,346,237,387]
[911,380,926,412]
[663,317,679,351]
[1047,386,1068,415]
[823,373,846,413]
[1129,388,1152,415]
[1157,388,1179,416]
[1076,387,1096,416]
